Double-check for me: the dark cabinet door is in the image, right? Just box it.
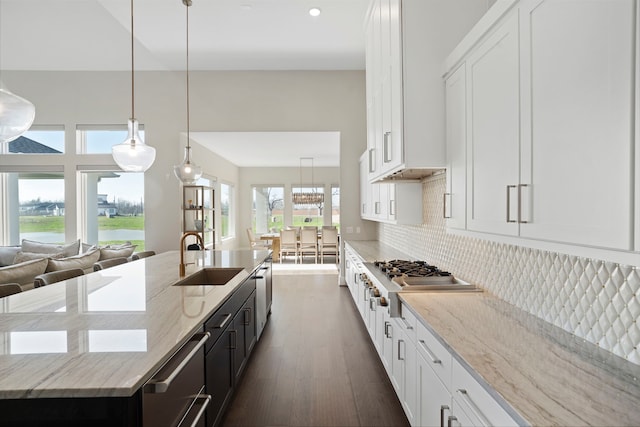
[206,330,233,427]
[231,308,247,384]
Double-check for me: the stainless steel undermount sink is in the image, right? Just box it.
[173,267,244,286]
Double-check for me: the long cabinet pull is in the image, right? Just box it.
[181,393,211,427]
[443,193,452,219]
[440,405,450,427]
[244,307,252,325]
[418,339,442,364]
[456,389,491,427]
[144,332,210,394]
[215,313,232,330]
[397,339,405,361]
[400,316,413,330]
[389,199,396,216]
[518,183,529,223]
[383,131,392,163]
[447,415,457,427]
[230,330,237,350]
[506,185,517,223]
[368,148,376,173]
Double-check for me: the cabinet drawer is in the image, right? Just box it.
[417,321,452,391]
[397,302,417,344]
[452,358,520,427]
[204,277,256,352]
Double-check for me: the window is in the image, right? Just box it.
[220,183,234,239]
[1,127,65,154]
[252,186,284,233]
[81,172,145,250]
[12,173,66,243]
[77,125,144,154]
[292,186,324,227]
[331,185,340,230]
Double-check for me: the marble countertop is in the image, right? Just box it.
[346,240,640,426]
[0,249,270,399]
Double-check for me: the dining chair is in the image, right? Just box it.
[299,227,318,263]
[34,268,84,288]
[93,257,129,271]
[0,283,22,298]
[319,227,339,264]
[279,229,298,263]
[247,228,271,249]
[131,250,156,260]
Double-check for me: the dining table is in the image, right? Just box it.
[260,233,280,262]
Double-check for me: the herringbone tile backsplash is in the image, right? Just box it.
[378,174,640,364]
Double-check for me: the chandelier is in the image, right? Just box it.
[292,157,324,205]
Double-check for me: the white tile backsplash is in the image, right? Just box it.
[378,173,640,364]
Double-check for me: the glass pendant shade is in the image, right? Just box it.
[112,118,156,172]
[174,145,202,184]
[0,86,36,144]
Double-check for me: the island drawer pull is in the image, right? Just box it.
[144,332,209,394]
[214,313,232,330]
[182,394,211,427]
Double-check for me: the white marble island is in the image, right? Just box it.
[0,249,269,401]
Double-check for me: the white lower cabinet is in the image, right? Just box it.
[417,352,451,427]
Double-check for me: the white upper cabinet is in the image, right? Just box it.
[466,12,521,236]
[518,0,635,250]
[445,64,468,231]
[365,0,488,182]
[444,0,638,254]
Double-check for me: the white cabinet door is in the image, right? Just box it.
[403,335,418,426]
[390,318,404,396]
[466,12,520,236]
[518,0,635,250]
[445,63,467,230]
[417,352,452,427]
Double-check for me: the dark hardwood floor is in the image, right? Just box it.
[221,269,409,427]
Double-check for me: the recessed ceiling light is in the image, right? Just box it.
[309,7,321,17]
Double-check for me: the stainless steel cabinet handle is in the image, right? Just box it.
[144,332,210,393]
[443,193,452,219]
[400,316,413,330]
[369,298,376,311]
[230,330,237,350]
[180,393,211,427]
[440,405,450,427]
[384,321,390,338]
[389,199,396,216]
[383,131,392,163]
[374,201,380,214]
[457,389,491,427]
[506,185,517,223]
[244,307,252,325]
[518,183,529,223]
[418,339,441,364]
[447,415,457,427]
[214,313,232,330]
[368,148,376,173]
[398,339,405,361]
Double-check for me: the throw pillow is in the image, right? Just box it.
[13,251,65,264]
[0,246,21,267]
[21,239,81,258]
[0,258,49,287]
[99,245,136,260]
[46,249,101,274]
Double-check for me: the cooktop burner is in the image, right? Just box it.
[373,259,452,279]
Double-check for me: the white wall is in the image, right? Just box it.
[1,70,375,251]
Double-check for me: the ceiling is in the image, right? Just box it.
[191,131,340,167]
[0,0,370,71]
[0,0,365,166]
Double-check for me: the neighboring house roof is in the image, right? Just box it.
[9,136,62,154]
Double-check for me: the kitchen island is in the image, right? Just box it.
[346,240,640,426]
[0,249,270,426]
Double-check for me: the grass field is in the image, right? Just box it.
[19,215,145,250]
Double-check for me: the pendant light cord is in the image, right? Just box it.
[130,0,135,121]
[184,0,192,159]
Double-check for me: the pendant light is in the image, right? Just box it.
[173,0,203,185]
[0,82,36,144]
[112,0,156,172]
[292,157,324,205]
